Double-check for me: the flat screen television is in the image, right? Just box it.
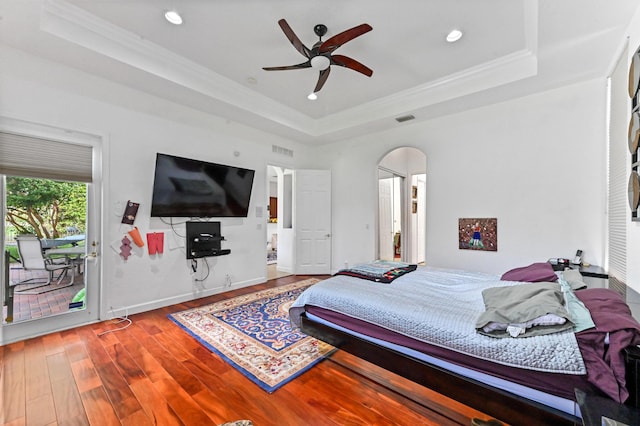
[150,153,255,217]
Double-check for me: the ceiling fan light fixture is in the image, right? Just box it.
[446,29,463,43]
[310,55,331,70]
[164,10,183,25]
[307,92,318,100]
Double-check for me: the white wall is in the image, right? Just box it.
[0,46,313,318]
[621,6,640,312]
[319,79,608,275]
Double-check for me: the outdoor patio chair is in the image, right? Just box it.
[12,235,75,291]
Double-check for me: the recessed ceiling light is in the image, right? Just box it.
[307,93,318,100]
[165,10,183,25]
[446,29,463,43]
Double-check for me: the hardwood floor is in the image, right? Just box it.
[1,275,492,426]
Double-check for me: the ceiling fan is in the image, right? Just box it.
[262,19,373,94]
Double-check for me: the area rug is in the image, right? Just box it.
[168,278,335,392]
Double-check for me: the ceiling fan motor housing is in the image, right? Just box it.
[314,24,328,38]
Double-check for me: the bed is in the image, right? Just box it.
[289,262,640,425]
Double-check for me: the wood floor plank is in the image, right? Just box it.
[1,341,26,424]
[112,331,173,384]
[152,377,216,425]
[120,409,155,426]
[129,377,184,426]
[191,389,239,425]
[74,326,113,368]
[62,330,89,364]
[70,357,103,394]
[146,324,194,363]
[78,386,119,426]
[25,393,57,426]
[0,418,26,426]
[187,344,231,375]
[41,332,65,356]
[49,375,88,424]
[103,342,146,385]
[57,414,90,426]
[124,323,205,396]
[94,362,143,420]
[47,351,74,383]
[329,349,485,423]
[24,337,51,402]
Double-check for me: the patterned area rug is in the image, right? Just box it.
[168,278,334,392]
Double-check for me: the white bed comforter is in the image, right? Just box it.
[289,266,586,375]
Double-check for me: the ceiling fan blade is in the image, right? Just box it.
[319,23,372,54]
[314,67,331,93]
[330,55,373,77]
[262,61,311,71]
[278,19,312,58]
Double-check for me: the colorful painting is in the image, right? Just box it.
[459,218,497,251]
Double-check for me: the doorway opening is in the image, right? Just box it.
[3,176,87,323]
[266,165,292,280]
[377,147,427,264]
[0,121,101,345]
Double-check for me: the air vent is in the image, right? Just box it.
[272,145,294,157]
[395,114,415,123]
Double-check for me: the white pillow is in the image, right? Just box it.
[482,313,567,334]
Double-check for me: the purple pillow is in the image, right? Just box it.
[500,262,558,282]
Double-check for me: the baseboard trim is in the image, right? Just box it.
[107,277,264,317]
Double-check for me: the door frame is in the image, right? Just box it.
[376,147,427,265]
[0,117,104,345]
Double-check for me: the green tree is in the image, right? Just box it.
[5,176,86,239]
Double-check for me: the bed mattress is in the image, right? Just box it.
[290,265,640,412]
[304,305,594,401]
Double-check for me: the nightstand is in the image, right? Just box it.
[570,264,608,279]
[575,388,640,426]
[569,264,609,288]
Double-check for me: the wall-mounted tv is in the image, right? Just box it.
[150,153,255,217]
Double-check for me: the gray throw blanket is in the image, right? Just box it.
[475,282,574,338]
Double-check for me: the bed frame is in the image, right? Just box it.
[301,312,583,425]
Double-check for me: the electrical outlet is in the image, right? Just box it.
[225,274,232,287]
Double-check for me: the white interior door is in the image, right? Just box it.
[294,169,331,274]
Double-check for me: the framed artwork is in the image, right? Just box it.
[629,44,640,221]
[121,200,140,225]
[458,218,497,251]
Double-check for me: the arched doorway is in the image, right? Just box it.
[377,147,426,264]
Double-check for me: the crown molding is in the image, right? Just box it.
[40,0,316,134]
[41,0,539,140]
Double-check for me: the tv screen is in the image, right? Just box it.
[150,153,255,217]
